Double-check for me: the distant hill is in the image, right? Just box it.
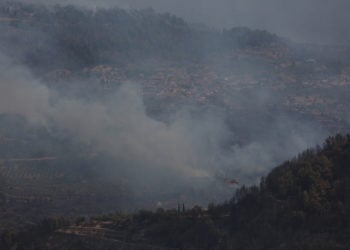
[2,134,350,249]
[0,1,283,71]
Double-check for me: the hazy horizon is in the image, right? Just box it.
[22,0,350,45]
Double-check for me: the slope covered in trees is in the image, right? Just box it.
[229,134,350,249]
[1,134,350,249]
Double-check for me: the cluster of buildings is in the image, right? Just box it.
[44,48,350,132]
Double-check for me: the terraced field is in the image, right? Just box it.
[0,154,132,230]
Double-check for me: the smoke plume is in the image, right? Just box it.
[0,52,327,206]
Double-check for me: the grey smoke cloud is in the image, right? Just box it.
[0,57,50,125]
[52,86,225,179]
[24,0,350,44]
[0,54,227,180]
[0,53,326,197]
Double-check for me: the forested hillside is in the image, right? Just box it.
[1,134,350,249]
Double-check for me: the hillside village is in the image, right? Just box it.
[43,45,350,133]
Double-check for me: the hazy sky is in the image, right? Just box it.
[32,0,350,44]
